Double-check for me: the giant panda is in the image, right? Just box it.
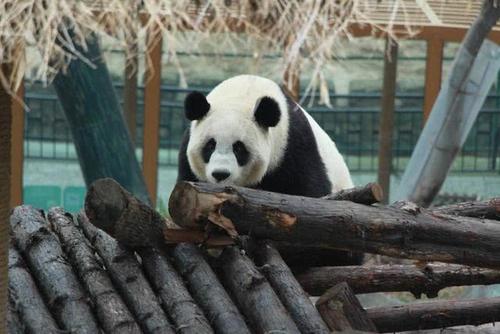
[177,74,354,198]
[177,74,362,266]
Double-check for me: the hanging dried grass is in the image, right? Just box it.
[0,0,476,103]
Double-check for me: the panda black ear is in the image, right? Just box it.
[254,96,281,128]
[185,91,210,121]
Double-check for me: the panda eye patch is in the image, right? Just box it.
[202,138,216,163]
[233,141,249,166]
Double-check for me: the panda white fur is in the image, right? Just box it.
[177,74,354,198]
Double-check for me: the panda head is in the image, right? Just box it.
[184,75,289,187]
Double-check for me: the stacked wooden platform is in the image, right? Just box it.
[7,178,500,333]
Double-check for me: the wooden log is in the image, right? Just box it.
[323,182,383,205]
[169,182,500,270]
[8,245,60,334]
[48,208,141,334]
[171,243,251,334]
[316,282,378,332]
[10,206,99,333]
[77,213,174,334]
[7,294,25,334]
[84,178,352,268]
[84,177,166,249]
[367,296,500,333]
[250,240,330,334]
[139,247,214,334]
[84,179,247,333]
[296,263,500,297]
[217,246,301,334]
[433,198,500,220]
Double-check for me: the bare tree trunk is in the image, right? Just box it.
[395,0,500,206]
[377,37,398,203]
[0,64,13,334]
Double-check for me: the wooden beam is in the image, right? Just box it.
[142,26,163,206]
[10,82,24,207]
[348,24,500,44]
[377,37,398,204]
[0,64,13,334]
[423,38,444,123]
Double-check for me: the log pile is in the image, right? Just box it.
[7,177,500,333]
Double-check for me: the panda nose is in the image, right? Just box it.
[212,170,230,182]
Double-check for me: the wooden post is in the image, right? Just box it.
[423,38,444,123]
[377,37,398,204]
[10,82,24,207]
[123,43,138,143]
[53,33,150,204]
[0,64,13,334]
[142,26,162,206]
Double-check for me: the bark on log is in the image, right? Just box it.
[77,213,174,334]
[10,206,99,333]
[84,178,166,249]
[171,243,251,334]
[323,182,384,205]
[432,198,500,220]
[84,178,354,268]
[296,263,500,297]
[316,282,378,332]
[367,296,500,333]
[217,246,301,334]
[48,208,141,334]
[7,295,25,334]
[8,245,60,334]
[169,182,500,270]
[250,240,330,334]
[139,247,214,334]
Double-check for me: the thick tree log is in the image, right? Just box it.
[316,282,378,332]
[296,263,500,297]
[10,206,99,333]
[432,198,500,220]
[85,178,355,268]
[217,246,301,334]
[84,178,166,249]
[250,240,330,334]
[139,247,214,334]
[53,34,150,204]
[48,208,141,334]
[8,245,60,334]
[78,213,174,334]
[367,296,500,333]
[323,182,383,205]
[169,182,500,270]
[171,243,251,334]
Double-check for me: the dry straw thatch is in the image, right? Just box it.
[0,0,480,100]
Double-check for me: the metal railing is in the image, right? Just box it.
[23,85,500,173]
